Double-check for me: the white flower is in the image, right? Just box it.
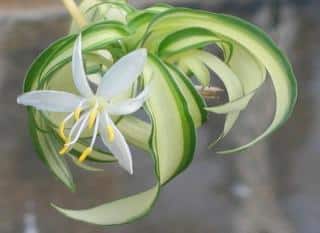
[17,34,149,174]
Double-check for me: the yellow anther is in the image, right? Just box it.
[78,147,92,163]
[88,108,98,129]
[59,144,70,155]
[107,125,115,142]
[59,121,67,141]
[74,107,82,121]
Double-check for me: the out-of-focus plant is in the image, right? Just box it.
[17,0,297,225]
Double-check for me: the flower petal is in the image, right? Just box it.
[17,90,83,112]
[99,112,133,174]
[107,84,150,116]
[96,49,147,99]
[72,34,94,97]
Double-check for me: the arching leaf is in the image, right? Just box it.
[145,8,297,153]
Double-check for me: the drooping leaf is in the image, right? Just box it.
[156,25,267,147]
[194,50,243,142]
[166,63,207,128]
[145,8,297,153]
[28,111,75,190]
[117,116,151,152]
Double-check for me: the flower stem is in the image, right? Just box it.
[60,0,87,27]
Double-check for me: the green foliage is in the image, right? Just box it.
[23,0,297,225]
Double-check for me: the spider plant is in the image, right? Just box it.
[20,0,297,225]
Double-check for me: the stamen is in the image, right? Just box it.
[59,113,90,157]
[88,102,99,129]
[74,107,82,121]
[58,112,74,141]
[74,100,87,121]
[107,125,115,142]
[59,122,67,141]
[59,140,70,155]
[78,147,92,163]
[59,145,69,155]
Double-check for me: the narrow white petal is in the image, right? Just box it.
[99,112,133,174]
[107,84,150,116]
[72,34,94,97]
[17,90,82,112]
[96,49,147,99]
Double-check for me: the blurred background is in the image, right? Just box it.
[0,0,319,232]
